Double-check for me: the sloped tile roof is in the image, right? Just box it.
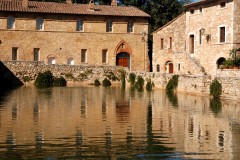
[0,0,150,17]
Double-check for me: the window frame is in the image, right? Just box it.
[127,22,134,33]
[219,25,226,43]
[106,20,113,32]
[160,38,164,50]
[34,48,40,61]
[7,16,15,29]
[12,47,18,61]
[76,19,83,31]
[102,49,108,64]
[169,37,172,49]
[36,17,44,30]
[189,34,195,54]
[81,49,87,63]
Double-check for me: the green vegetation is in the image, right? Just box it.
[105,71,119,81]
[128,73,136,87]
[102,78,111,87]
[222,48,240,69]
[118,69,126,88]
[53,76,67,87]
[94,79,101,86]
[210,79,222,99]
[210,98,222,116]
[146,79,154,91]
[135,76,144,91]
[35,71,67,88]
[23,76,30,82]
[166,75,179,91]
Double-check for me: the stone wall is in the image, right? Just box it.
[2,61,240,100]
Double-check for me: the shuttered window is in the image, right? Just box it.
[220,27,225,43]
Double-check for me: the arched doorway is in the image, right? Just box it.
[216,57,226,69]
[165,61,173,73]
[67,57,74,65]
[116,52,130,68]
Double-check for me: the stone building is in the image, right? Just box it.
[0,0,150,71]
[153,0,240,75]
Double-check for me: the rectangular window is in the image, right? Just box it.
[76,19,83,31]
[102,50,107,63]
[7,16,15,29]
[189,35,194,53]
[106,20,112,32]
[169,37,172,49]
[199,7,203,13]
[127,22,134,33]
[220,2,226,8]
[34,48,40,61]
[199,30,202,45]
[178,63,181,71]
[157,64,160,72]
[220,26,226,43]
[81,49,87,63]
[160,38,164,49]
[36,17,44,30]
[12,47,18,60]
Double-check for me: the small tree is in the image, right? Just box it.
[210,79,222,99]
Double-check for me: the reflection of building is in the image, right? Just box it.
[153,0,240,75]
[0,0,150,71]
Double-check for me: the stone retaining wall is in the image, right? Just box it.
[1,61,240,100]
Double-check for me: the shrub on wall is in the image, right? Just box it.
[53,76,67,87]
[35,71,54,88]
[166,75,179,91]
[146,79,154,91]
[128,73,136,87]
[102,78,111,87]
[210,79,222,99]
[94,79,101,86]
[135,76,144,91]
[118,69,126,88]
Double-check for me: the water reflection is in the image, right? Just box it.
[210,98,222,116]
[0,86,238,159]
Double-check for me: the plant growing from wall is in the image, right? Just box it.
[53,76,67,87]
[35,71,54,88]
[128,73,136,87]
[146,78,154,91]
[118,69,126,88]
[94,79,101,86]
[166,75,179,91]
[102,78,111,87]
[135,76,144,91]
[210,78,222,99]
[23,76,30,82]
[105,71,119,81]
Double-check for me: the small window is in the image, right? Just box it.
[12,47,18,60]
[106,20,112,32]
[199,30,202,45]
[190,10,194,14]
[220,2,226,8]
[36,17,44,30]
[48,57,55,64]
[7,16,15,29]
[76,19,83,31]
[178,63,181,71]
[169,37,172,49]
[67,58,74,65]
[199,7,203,13]
[81,49,87,63]
[189,35,194,54]
[156,64,160,72]
[220,26,226,43]
[127,22,134,33]
[160,38,164,50]
[102,50,107,64]
[34,48,40,61]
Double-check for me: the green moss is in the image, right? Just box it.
[34,71,54,88]
[23,76,30,82]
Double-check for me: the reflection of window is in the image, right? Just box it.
[76,19,83,31]
[7,16,15,29]
[106,20,112,32]
[102,50,107,64]
[36,17,44,30]
[48,57,55,64]
[127,22,133,33]
[34,48,40,61]
[81,49,87,63]
[12,47,18,60]
[67,58,74,65]
[219,26,226,43]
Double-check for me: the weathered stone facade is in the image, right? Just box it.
[0,0,150,71]
[153,0,240,75]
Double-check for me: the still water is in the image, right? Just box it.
[0,86,239,159]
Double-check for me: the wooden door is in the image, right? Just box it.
[169,63,173,73]
[118,58,128,67]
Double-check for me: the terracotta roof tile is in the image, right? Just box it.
[0,0,150,17]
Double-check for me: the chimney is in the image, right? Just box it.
[111,0,117,6]
[89,0,95,10]
[66,0,72,4]
[22,0,28,8]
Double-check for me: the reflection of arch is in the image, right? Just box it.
[48,57,56,64]
[216,57,226,69]
[165,61,173,73]
[67,57,74,65]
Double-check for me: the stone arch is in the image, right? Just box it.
[216,57,226,69]
[115,40,132,69]
[67,57,74,65]
[165,60,174,74]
